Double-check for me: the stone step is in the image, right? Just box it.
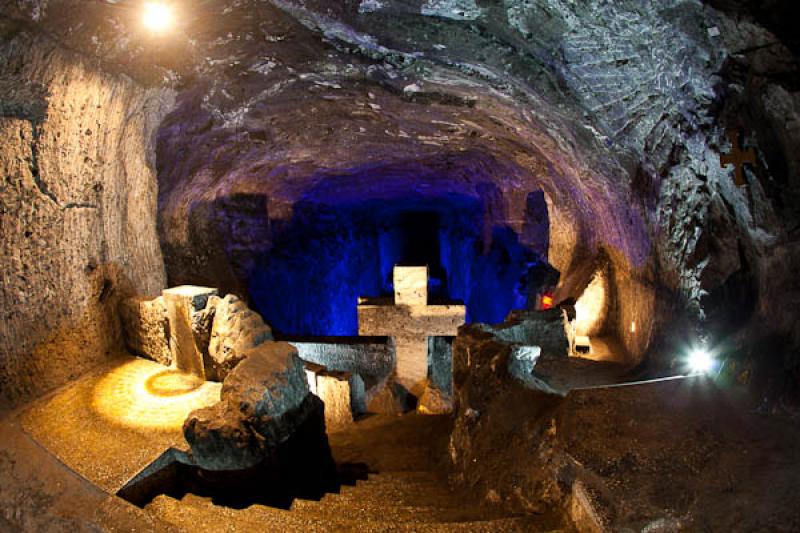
[147,493,543,532]
[147,494,319,532]
[292,470,509,524]
[292,494,498,524]
[340,470,442,488]
[332,473,473,509]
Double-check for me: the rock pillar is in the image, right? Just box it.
[162,286,218,378]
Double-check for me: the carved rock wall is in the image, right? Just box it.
[0,26,173,407]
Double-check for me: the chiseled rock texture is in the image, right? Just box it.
[207,294,274,381]
[118,291,274,382]
[313,370,355,432]
[119,296,171,366]
[0,19,174,407]
[183,341,314,471]
[293,341,394,389]
[477,309,570,359]
[450,322,568,515]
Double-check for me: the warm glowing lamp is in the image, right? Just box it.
[143,2,173,32]
[541,294,554,310]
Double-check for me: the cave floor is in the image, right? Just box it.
[534,355,634,394]
[561,377,800,530]
[18,354,220,493]
[530,335,637,395]
[0,411,177,532]
[6,356,800,531]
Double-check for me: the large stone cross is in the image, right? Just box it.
[357,266,466,398]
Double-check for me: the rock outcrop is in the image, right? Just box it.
[450,319,568,516]
[476,309,570,359]
[183,341,315,471]
[449,313,800,530]
[207,295,274,381]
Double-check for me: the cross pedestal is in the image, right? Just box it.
[357,266,466,399]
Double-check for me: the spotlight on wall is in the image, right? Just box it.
[142,2,173,32]
[688,348,715,374]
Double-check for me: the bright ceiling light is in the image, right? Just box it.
[688,348,714,374]
[143,2,173,32]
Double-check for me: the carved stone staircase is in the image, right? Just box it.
[144,414,557,531]
[146,470,538,531]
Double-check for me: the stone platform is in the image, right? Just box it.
[20,355,221,493]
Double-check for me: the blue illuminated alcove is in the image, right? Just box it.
[248,168,554,336]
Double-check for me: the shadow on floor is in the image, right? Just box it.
[118,406,368,510]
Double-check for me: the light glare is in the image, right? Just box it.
[92,360,220,431]
[688,349,714,374]
[143,2,173,32]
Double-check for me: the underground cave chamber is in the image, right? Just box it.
[7,0,800,529]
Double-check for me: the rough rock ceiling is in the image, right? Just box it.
[2,0,798,363]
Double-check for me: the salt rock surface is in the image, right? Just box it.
[183,341,313,471]
[207,294,274,380]
[119,296,171,366]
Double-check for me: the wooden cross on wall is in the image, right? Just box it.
[720,130,756,187]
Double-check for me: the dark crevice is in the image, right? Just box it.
[63,202,98,209]
[26,126,59,206]
[24,126,99,210]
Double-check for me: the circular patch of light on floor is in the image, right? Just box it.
[145,369,205,397]
[91,359,220,432]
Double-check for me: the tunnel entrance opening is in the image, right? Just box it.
[396,211,441,268]
[394,211,446,296]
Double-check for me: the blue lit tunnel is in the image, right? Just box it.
[248,169,555,337]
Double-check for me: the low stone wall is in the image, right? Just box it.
[294,338,456,414]
[120,292,274,381]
